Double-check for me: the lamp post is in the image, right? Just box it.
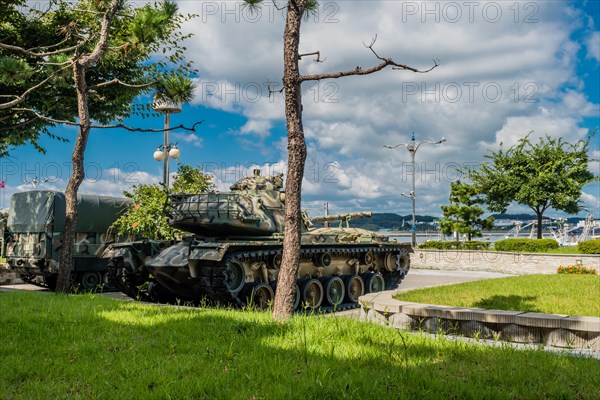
[23,176,49,190]
[385,133,446,247]
[152,97,182,188]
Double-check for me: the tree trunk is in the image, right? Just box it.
[536,210,544,239]
[272,3,305,321]
[56,63,92,292]
[54,0,120,292]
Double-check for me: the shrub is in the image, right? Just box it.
[461,241,491,250]
[578,239,600,254]
[419,241,457,250]
[494,238,559,252]
[418,241,490,250]
[557,265,598,275]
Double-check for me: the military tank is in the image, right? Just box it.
[105,170,412,310]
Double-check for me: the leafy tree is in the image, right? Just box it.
[468,133,596,239]
[171,164,213,194]
[243,0,438,320]
[111,164,214,240]
[439,180,494,241]
[0,0,196,291]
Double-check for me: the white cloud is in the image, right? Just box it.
[586,31,600,62]
[1,168,161,203]
[172,132,203,147]
[239,119,272,137]
[171,0,600,217]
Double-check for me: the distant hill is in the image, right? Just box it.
[315,213,438,231]
[314,212,588,231]
[491,214,583,224]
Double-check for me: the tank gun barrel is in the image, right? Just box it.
[310,211,372,223]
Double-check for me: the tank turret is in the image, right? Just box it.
[165,169,286,236]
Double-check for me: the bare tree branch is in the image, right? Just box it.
[272,1,286,11]
[26,36,70,52]
[89,79,155,90]
[93,120,204,133]
[299,35,439,82]
[298,51,325,63]
[0,40,87,57]
[13,108,204,133]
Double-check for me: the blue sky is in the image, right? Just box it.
[1,0,599,219]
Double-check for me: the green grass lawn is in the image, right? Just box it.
[395,275,600,317]
[542,246,583,254]
[1,292,599,400]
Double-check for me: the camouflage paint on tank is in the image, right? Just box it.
[166,170,286,236]
[107,171,413,309]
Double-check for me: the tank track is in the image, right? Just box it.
[106,257,157,302]
[108,244,409,313]
[209,246,404,313]
[192,244,408,313]
[21,273,49,288]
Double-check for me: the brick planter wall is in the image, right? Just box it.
[411,250,600,275]
[359,296,600,351]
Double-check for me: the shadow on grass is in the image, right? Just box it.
[474,295,540,313]
[1,292,598,400]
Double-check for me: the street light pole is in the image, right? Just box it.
[385,133,446,247]
[153,97,182,188]
[163,112,171,187]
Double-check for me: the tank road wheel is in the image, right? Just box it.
[321,276,345,307]
[269,253,282,269]
[243,283,274,310]
[314,252,332,268]
[343,275,365,303]
[362,272,385,294]
[79,272,102,291]
[299,278,324,309]
[270,281,301,310]
[361,251,375,267]
[384,252,400,272]
[225,260,246,294]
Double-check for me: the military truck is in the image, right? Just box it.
[5,190,131,290]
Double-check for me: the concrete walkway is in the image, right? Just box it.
[395,268,514,292]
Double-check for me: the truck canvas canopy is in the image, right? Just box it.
[8,191,131,233]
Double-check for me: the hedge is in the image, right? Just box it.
[418,241,490,250]
[493,238,559,252]
[578,239,600,254]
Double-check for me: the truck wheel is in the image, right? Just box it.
[79,272,102,291]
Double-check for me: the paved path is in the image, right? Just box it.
[0,268,513,297]
[395,268,514,293]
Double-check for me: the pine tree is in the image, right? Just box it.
[439,181,494,241]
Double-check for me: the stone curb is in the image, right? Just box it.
[359,292,600,351]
